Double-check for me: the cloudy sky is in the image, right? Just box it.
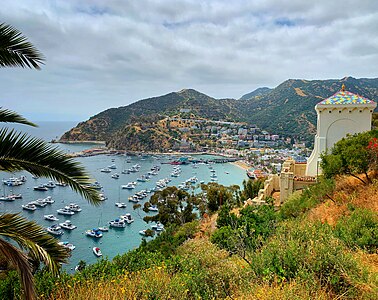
[1,0,378,121]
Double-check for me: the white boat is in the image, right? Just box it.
[87,181,102,190]
[67,203,82,212]
[43,196,55,204]
[3,177,23,186]
[93,247,102,257]
[56,182,68,187]
[46,224,63,236]
[128,195,139,203]
[109,218,126,228]
[121,183,135,189]
[108,164,117,169]
[111,173,120,179]
[0,195,16,201]
[44,214,59,221]
[45,181,56,188]
[22,203,37,211]
[34,184,48,191]
[31,198,47,207]
[115,202,127,208]
[151,222,164,231]
[148,205,159,212]
[59,220,77,230]
[86,229,103,238]
[137,175,148,182]
[57,207,75,215]
[100,168,111,173]
[99,193,108,201]
[120,213,134,224]
[58,241,76,251]
[98,226,109,232]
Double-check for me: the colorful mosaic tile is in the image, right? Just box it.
[318,90,374,105]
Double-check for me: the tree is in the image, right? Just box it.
[0,22,100,299]
[321,130,378,184]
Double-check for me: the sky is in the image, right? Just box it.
[1,0,378,122]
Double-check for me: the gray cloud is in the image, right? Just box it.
[1,0,378,121]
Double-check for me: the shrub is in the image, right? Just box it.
[334,208,378,253]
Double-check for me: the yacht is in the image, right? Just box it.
[46,224,63,236]
[99,193,108,201]
[148,205,159,212]
[111,173,120,179]
[34,184,48,191]
[108,164,117,169]
[59,220,77,230]
[121,182,135,189]
[44,214,59,221]
[115,202,127,208]
[109,218,126,228]
[151,222,164,231]
[128,195,139,203]
[100,168,111,173]
[86,229,103,238]
[45,181,56,188]
[120,213,134,224]
[31,198,47,207]
[58,241,76,251]
[87,181,103,190]
[137,175,148,182]
[6,193,22,199]
[98,226,109,232]
[93,247,102,257]
[0,195,16,201]
[3,177,23,186]
[67,203,82,212]
[43,196,55,204]
[56,182,68,187]
[22,203,37,211]
[57,207,75,215]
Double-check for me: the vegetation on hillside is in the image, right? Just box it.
[60,77,378,149]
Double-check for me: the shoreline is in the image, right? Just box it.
[231,160,250,171]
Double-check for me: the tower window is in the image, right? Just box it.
[359,110,362,113]
[339,111,341,113]
[329,111,332,113]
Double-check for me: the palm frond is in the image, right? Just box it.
[0,107,36,126]
[0,128,101,205]
[0,213,70,274]
[0,238,36,300]
[0,23,45,69]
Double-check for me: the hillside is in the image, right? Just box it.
[60,77,378,149]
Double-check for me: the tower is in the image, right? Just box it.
[306,85,377,176]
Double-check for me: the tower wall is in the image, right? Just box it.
[306,105,375,176]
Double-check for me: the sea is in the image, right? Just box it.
[0,122,248,271]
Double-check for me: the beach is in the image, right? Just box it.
[231,160,250,170]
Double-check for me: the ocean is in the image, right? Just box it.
[0,122,248,271]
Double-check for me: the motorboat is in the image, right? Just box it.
[31,198,47,207]
[93,247,102,257]
[59,220,77,230]
[121,183,135,189]
[111,173,120,179]
[0,195,16,201]
[44,214,59,221]
[87,181,103,190]
[58,241,76,251]
[120,213,134,224]
[115,202,127,208]
[151,222,164,231]
[22,203,37,211]
[109,218,126,228]
[121,169,130,174]
[86,229,103,238]
[99,193,108,201]
[6,193,22,199]
[100,168,111,173]
[46,224,63,236]
[108,164,117,169]
[43,196,55,204]
[148,205,159,212]
[98,226,109,232]
[128,195,139,203]
[45,181,56,188]
[57,207,75,215]
[67,203,82,212]
[3,177,23,186]
[34,184,48,191]
[137,175,148,182]
[56,182,68,187]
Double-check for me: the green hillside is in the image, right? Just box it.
[60,77,378,148]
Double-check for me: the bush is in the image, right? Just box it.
[334,208,378,253]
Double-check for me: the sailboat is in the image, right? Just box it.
[97,212,109,232]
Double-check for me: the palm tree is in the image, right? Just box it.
[0,23,100,299]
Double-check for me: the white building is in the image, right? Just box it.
[306,85,377,176]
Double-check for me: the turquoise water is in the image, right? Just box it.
[0,122,247,270]
[0,149,247,271]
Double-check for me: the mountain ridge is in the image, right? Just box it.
[60,77,378,149]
